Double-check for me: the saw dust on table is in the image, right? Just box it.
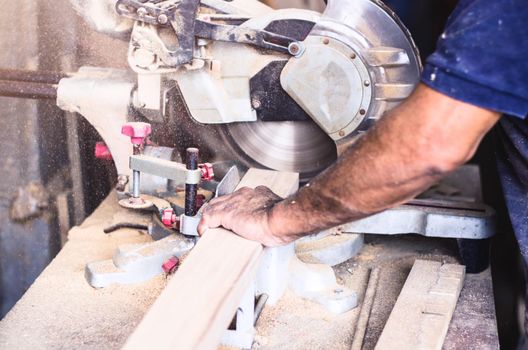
[0,192,498,350]
[245,235,497,350]
[0,192,168,350]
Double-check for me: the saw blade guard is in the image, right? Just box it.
[223,2,421,178]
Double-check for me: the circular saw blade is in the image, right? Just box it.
[221,10,337,179]
[224,121,337,178]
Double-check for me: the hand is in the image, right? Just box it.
[197,186,289,247]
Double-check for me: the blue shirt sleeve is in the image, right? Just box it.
[421,0,528,118]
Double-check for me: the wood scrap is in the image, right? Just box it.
[351,267,380,350]
[123,169,299,350]
[375,259,465,350]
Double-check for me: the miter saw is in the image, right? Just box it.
[63,0,421,183]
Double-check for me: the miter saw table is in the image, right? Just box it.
[0,166,499,349]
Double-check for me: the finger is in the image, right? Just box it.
[198,211,222,235]
[235,186,253,194]
[254,186,283,200]
[197,220,208,236]
[254,185,271,193]
[199,199,234,230]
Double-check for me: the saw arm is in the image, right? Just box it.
[116,0,302,68]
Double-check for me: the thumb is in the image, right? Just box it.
[197,218,209,236]
[197,208,222,235]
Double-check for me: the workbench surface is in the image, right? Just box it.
[0,193,499,349]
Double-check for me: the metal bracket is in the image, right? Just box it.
[344,199,495,239]
[179,165,241,236]
[117,0,299,68]
[194,19,298,54]
[117,0,200,66]
[85,235,195,288]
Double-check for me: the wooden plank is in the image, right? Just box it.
[375,260,465,350]
[124,169,299,350]
[235,168,299,196]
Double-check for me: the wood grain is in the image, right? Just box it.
[375,260,465,350]
[235,168,299,197]
[124,169,298,350]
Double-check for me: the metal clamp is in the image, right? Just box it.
[186,169,202,185]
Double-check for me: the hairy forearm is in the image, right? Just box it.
[268,84,500,242]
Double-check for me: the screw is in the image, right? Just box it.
[158,14,168,24]
[360,109,366,115]
[364,80,370,87]
[289,43,300,54]
[251,98,262,110]
[288,42,305,57]
[339,130,345,137]
[323,38,330,45]
[350,52,357,59]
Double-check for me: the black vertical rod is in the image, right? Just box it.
[185,148,199,216]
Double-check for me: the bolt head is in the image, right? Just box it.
[252,98,262,110]
[288,42,305,57]
[350,53,357,59]
[323,38,330,45]
[364,80,370,87]
[360,109,366,115]
[158,14,168,24]
[338,130,345,137]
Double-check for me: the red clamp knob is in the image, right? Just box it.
[94,142,113,160]
[121,122,152,145]
[199,163,214,182]
[162,256,180,274]
[161,208,177,227]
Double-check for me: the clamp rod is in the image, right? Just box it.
[0,68,67,84]
[185,148,199,217]
[0,80,57,100]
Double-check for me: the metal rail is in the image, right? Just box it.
[0,68,66,99]
[0,80,57,99]
[0,68,66,84]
